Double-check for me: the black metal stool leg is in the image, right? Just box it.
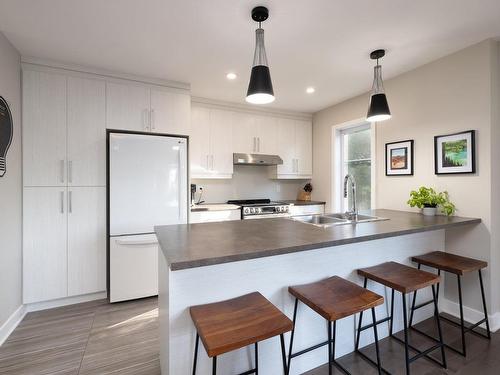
[479,269,491,339]
[280,334,287,374]
[286,298,299,375]
[401,293,411,375]
[192,333,200,375]
[408,264,421,327]
[456,274,467,356]
[389,289,395,336]
[432,285,447,368]
[371,307,383,375]
[255,342,259,375]
[212,356,217,375]
[328,320,333,375]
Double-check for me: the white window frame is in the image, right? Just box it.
[331,119,376,212]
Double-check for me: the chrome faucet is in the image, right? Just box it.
[343,174,357,220]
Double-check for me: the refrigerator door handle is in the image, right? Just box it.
[115,238,159,246]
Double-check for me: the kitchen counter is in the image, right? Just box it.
[279,200,326,206]
[156,209,480,271]
[157,209,480,374]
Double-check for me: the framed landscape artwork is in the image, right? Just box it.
[434,130,475,174]
[385,140,414,176]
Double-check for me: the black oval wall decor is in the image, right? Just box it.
[0,96,13,177]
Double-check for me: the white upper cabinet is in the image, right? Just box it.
[67,77,106,186]
[209,109,234,177]
[232,113,277,154]
[275,118,296,176]
[190,105,233,179]
[67,187,106,296]
[256,115,278,155]
[271,118,313,179]
[295,119,313,176]
[190,106,211,177]
[106,81,191,135]
[232,113,256,153]
[150,88,191,135]
[23,187,68,303]
[23,70,67,186]
[106,81,150,131]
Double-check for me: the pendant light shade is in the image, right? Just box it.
[367,49,391,122]
[246,7,275,104]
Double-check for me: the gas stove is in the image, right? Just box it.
[227,199,291,219]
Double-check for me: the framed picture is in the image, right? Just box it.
[434,130,475,174]
[385,140,414,176]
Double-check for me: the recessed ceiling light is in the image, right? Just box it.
[306,87,315,94]
[226,72,237,80]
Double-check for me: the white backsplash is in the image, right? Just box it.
[191,165,309,203]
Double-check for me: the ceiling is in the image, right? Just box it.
[1,0,500,113]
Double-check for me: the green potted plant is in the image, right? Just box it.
[407,186,456,216]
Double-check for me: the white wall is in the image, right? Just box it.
[0,33,22,330]
[192,166,308,203]
[312,40,499,318]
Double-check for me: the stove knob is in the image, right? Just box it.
[257,208,262,214]
[250,207,256,214]
[284,206,289,212]
[277,206,282,212]
[244,208,249,214]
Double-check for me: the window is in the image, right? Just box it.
[339,124,372,211]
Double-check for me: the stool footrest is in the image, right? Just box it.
[391,333,445,368]
[358,316,392,332]
[237,369,256,375]
[289,339,331,359]
[412,298,434,311]
[440,315,488,336]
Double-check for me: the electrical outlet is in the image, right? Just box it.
[198,185,203,192]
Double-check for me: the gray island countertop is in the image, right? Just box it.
[155,209,480,271]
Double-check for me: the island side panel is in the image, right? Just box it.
[158,247,170,375]
[160,230,444,375]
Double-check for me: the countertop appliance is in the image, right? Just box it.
[108,131,188,303]
[227,199,290,219]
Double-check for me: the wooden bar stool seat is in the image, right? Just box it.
[357,262,447,375]
[287,276,385,375]
[412,251,487,275]
[190,292,292,374]
[409,251,491,357]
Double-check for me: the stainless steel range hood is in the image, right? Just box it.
[233,153,283,166]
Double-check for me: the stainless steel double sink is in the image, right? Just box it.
[288,213,388,227]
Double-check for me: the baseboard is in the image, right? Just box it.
[25,292,107,313]
[0,305,27,346]
[439,297,500,332]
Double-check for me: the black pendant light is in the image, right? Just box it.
[246,6,275,104]
[366,49,391,122]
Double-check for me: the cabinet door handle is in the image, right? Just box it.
[211,155,214,170]
[296,158,299,173]
[253,137,256,152]
[142,109,149,131]
[68,160,73,184]
[60,160,65,183]
[257,137,260,152]
[68,191,72,214]
[60,191,64,214]
[206,155,210,170]
[151,109,155,130]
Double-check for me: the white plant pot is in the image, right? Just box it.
[422,207,437,216]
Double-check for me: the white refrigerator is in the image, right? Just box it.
[108,131,188,302]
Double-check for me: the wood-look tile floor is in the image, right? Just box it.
[0,296,498,374]
[0,297,159,375]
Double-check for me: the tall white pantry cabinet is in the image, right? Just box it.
[22,65,191,304]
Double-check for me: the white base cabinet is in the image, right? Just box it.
[67,187,107,296]
[289,204,325,216]
[190,209,241,223]
[23,187,68,303]
[109,234,159,303]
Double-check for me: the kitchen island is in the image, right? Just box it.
[155,209,480,374]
